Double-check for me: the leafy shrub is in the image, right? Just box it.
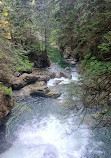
[82,51,111,75]
[98,32,111,55]
[16,56,34,72]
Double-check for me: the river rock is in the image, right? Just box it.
[30,82,50,97]
[66,58,76,65]
[13,81,47,97]
[12,73,39,90]
[32,69,56,81]
[59,72,71,79]
[55,80,61,85]
[65,67,70,71]
[14,81,61,99]
[46,90,61,99]
[12,70,56,90]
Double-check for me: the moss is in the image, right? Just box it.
[0,39,34,76]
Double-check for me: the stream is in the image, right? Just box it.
[0,64,111,158]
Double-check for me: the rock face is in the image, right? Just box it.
[28,51,50,68]
[0,70,14,87]
[0,88,13,125]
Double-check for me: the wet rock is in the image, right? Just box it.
[30,82,50,97]
[13,81,47,97]
[59,72,71,79]
[66,58,76,65]
[12,73,39,90]
[65,67,70,71]
[38,75,52,82]
[32,69,56,80]
[13,81,61,99]
[46,90,61,99]
[55,80,61,85]
[12,70,56,90]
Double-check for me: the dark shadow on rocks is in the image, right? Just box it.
[0,115,12,154]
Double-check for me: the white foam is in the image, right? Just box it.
[47,77,71,87]
[47,66,80,87]
[1,116,91,158]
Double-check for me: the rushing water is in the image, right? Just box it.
[0,65,111,158]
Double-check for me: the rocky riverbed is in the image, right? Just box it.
[0,65,73,125]
[1,64,111,158]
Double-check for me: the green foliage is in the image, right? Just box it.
[50,30,59,44]
[16,56,34,72]
[48,45,69,68]
[28,44,40,51]
[51,0,111,62]
[82,31,111,75]
[82,52,111,75]
[98,32,111,55]
[84,51,92,60]
[0,84,12,96]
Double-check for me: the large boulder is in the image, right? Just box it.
[29,82,50,97]
[13,81,48,98]
[32,69,56,80]
[12,73,39,90]
[28,51,50,68]
[12,70,56,90]
[32,70,55,82]
[13,81,61,99]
